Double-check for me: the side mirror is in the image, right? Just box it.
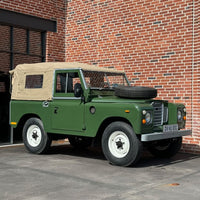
[74,83,83,97]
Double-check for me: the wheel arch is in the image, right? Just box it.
[94,117,133,145]
[15,113,41,134]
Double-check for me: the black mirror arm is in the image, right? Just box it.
[81,95,85,104]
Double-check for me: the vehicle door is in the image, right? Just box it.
[51,70,85,132]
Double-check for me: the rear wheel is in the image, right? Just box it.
[23,118,51,154]
[148,137,182,158]
[102,121,142,167]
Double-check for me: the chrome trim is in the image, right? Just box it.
[141,129,192,142]
[124,73,130,86]
[104,73,110,87]
[163,106,168,123]
[80,69,87,89]
[52,70,56,97]
[161,103,164,125]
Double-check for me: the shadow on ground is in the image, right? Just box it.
[47,143,200,168]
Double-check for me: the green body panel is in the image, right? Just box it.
[85,99,145,135]
[51,99,84,132]
[10,101,52,130]
[10,96,184,138]
[10,98,151,136]
[168,103,178,124]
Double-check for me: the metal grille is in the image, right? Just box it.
[152,102,164,126]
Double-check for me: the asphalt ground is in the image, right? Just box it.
[0,143,200,200]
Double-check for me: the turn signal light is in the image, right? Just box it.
[142,119,146,124]
[183,116,186,120]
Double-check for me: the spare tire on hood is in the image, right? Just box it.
[114,86,157,99]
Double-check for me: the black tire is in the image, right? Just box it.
[148,137,182,158]
[115,86,157,99]
[22,118,52,154]
[68,136,92,149]
[102,121,142,167]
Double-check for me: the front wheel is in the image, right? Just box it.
[22,118,52,154]
[148,137,182,158]
[102,121,142,167]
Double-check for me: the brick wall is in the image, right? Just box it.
[183,0,200,154]
[65,0,200,154]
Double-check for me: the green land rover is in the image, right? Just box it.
[10,62,191,166]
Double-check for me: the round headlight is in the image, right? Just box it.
[145,112,151,124]
[177,110,182,121]
[142,110,147,115]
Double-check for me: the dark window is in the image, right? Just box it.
[25,75,43,88]
[56,72,81,93]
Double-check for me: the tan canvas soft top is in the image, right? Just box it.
[10,62,123,101]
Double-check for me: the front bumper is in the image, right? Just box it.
[141,129,192,142]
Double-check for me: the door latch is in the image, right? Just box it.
[54,107,58,114]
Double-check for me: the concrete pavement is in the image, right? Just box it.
[0,144,200,200]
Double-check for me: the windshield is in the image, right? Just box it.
[82,71,129,90]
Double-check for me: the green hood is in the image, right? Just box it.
[91,96,154,104]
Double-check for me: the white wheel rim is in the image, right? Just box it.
[27,125,42,147]
[108,131,130,158]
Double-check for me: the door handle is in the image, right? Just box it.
[54,107,58,114]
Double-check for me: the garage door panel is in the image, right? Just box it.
[13,27,26,54]
[14,54,41,67]
[0,52,10,73]
[0,25,10,52]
